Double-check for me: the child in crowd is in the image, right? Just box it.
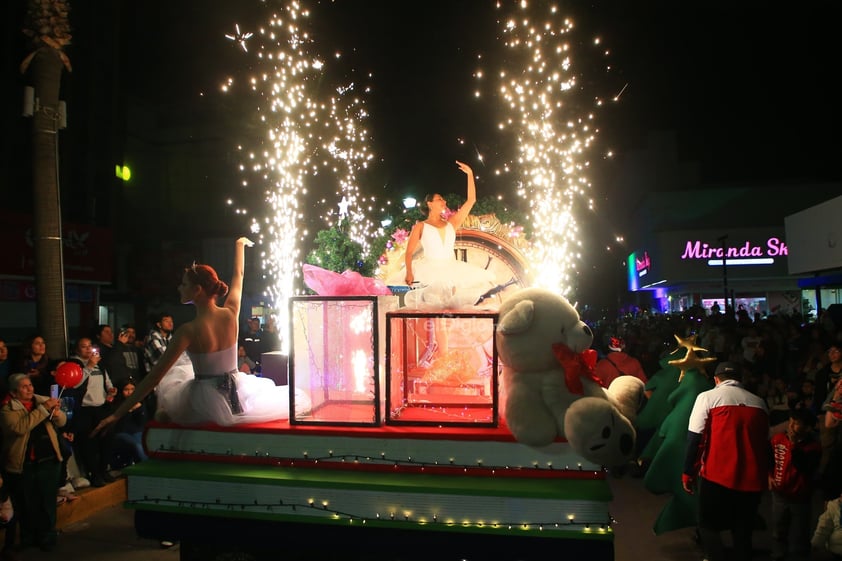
[766,376,794,427]
[237,344,256,374]
[111,378,148,466]
[768,407,822,561]
[792,379,819,416]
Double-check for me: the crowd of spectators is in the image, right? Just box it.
[0,303,839,557]
[592,303,842,560]
[0,313,281,558]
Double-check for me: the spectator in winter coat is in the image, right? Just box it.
[0,373,66,552]
[594,337,648,387]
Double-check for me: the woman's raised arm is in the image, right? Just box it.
[450,160,476,228]
[225,237,254,316]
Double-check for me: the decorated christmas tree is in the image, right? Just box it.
[305,218,372,277]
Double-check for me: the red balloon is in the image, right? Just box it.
[54,361,83,388]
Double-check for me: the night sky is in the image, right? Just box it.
[120,0,841,187]
[108,0,840,310]
[5,0,837,312]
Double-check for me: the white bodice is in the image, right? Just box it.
[420,222,455,260]
[187,345,237,375]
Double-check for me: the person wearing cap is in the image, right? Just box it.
[682,361,770,561]
[594,336,647,387]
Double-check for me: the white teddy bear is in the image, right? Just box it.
[495,287,645,467]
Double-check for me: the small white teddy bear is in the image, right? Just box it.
[495,287,645,467]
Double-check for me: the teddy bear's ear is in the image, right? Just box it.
[497,299,535,335]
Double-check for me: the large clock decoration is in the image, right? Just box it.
[455,213,532,291]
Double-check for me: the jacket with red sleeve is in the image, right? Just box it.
[683,379,770,492]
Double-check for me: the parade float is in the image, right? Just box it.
[124,217,619,561]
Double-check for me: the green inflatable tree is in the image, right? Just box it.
[638,336,715,535]
[636,351,684,463]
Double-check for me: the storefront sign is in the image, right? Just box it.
[680,237,788,266]
[0,212,113,283]
[635,251,651,276]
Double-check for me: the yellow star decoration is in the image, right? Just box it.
[670,334,707,356]
[668,335,717,382]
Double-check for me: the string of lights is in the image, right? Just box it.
[149,445,599,477]
[127,496,614,534]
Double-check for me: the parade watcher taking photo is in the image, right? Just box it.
[0,373,67,552]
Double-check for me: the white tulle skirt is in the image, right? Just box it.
[155,352,311,425]
[392,257,497,310]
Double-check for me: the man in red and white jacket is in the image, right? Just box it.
[682,361,770,561]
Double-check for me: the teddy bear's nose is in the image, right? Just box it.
[582,324,593,338]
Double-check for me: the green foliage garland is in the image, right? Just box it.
[305,218,373,277]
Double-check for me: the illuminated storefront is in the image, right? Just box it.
[626,227,830,317]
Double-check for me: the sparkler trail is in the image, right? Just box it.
[476,1,616,296]
[321,81,379,253]
[223,2,376,351]
[225,24,253,52]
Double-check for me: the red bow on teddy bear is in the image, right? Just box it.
[551,343,604,394]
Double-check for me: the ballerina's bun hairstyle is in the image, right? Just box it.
[185,263,229,298]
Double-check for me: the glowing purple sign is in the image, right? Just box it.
[681,237,788,266]
[635,251,651,273]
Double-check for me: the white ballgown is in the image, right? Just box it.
[389,222,496,309]
[155,345,311,425]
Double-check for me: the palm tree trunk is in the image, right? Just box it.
[30,46,69,358]
[23,0,73,359]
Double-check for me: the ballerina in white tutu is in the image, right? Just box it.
[388,161,499,368]
[93,237,310,433]
[398,160,496,310]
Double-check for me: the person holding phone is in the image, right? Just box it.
[95,325,140,390]
[68,338,117,488]
[0,373,66,552]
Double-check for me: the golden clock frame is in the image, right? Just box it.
[454,216,533,289]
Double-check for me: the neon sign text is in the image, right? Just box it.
[681,238,788,261]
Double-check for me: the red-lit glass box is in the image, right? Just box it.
[289,295,399,426]
[385,310,499,427]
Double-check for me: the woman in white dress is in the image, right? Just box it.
[394,161,498,367]
[400,160,496,310]
[93,237,309,432]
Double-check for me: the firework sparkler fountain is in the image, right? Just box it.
[477,1,616,296]
[224,3,376,352]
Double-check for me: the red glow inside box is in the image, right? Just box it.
[289,296,398,426]
[386,310,499,427]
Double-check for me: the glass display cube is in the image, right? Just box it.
[385,310,499,427]
[289,295,399,426]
